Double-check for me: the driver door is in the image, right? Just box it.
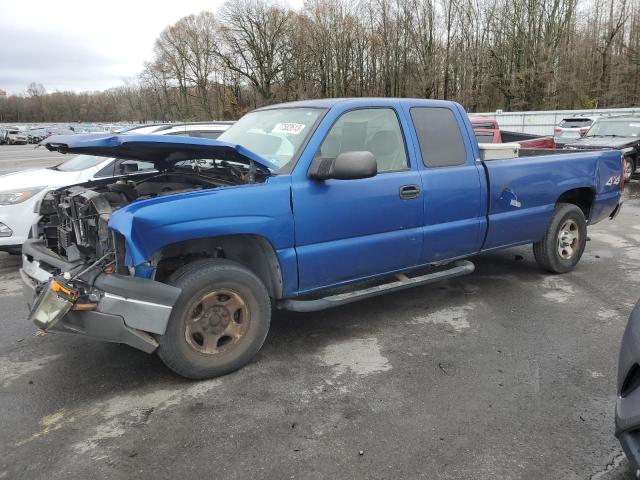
[292,107,424,293]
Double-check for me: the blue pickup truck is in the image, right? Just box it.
[21,98,623,379]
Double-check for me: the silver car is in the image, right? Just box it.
[554,116,599,146]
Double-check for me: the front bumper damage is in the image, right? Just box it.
[21,239,181,353]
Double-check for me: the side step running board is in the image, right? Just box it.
[279,260,475,313]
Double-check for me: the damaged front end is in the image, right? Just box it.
[21,133,274,352]
[41,182,125,266]
[21,235,181,352]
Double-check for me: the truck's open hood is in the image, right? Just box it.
[40,134,278,173]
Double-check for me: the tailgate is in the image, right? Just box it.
[590,150,623,223]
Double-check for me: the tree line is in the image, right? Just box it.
[1,0,638,123]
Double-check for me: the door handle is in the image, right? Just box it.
[399,184,421,200]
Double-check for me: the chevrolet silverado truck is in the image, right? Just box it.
[21,98,623,379]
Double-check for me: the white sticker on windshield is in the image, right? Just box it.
[272,123,306,135]
[630,123,640,127]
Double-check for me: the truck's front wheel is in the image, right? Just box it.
[158,259,271,379]
[533,203,587,274]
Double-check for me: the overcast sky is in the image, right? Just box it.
[0,0,300,95]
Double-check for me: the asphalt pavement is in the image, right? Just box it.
[0,144,635,479]
[0,144,64,175]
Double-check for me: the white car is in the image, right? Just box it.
[0,122,233,254]
[0,155,155,254]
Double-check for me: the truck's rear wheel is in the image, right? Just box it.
[624,156,635,182]
[533,203,587,274]
[157,259,271,379]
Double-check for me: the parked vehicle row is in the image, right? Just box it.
[0,122,237,145]
[471,113,639,181]
[564,115,640,182]
[0,122,232,254]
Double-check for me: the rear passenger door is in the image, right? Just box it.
[403,105,485,263]
[292,107,424,292]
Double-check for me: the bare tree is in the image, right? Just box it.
[3,0,640,123]
[217,0,292,103]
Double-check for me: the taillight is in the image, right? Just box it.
[621,154,626,189]
[579,127,590,136]
[554,127,562,133]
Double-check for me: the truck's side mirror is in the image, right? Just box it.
[308,151,377,181]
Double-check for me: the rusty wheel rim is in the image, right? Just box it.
[184,288,250,355]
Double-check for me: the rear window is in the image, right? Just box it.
[559,118,593,128]
[410,107,466,167]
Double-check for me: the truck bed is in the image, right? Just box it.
[480,148,622,250]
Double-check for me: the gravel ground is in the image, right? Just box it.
[0,144,635,479]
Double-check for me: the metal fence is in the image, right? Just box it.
[470,107,640,135]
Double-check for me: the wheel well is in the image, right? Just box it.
[557,187,595,219]
[154,235,283,299]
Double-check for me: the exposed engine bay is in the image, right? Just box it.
[38,162,266,270]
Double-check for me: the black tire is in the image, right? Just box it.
[157,258,271,379]
[533,203,587,274]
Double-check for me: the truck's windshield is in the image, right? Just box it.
[218,108,324,169]
[586,120,640,137]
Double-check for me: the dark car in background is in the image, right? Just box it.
[616,301,640,478]
[554,115,599,146]
[565,116,640,181]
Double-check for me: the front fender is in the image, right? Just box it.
[108,176,295,270]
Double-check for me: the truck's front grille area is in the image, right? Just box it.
[57,225,73,251]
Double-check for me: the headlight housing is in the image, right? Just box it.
[0,186,46,205]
